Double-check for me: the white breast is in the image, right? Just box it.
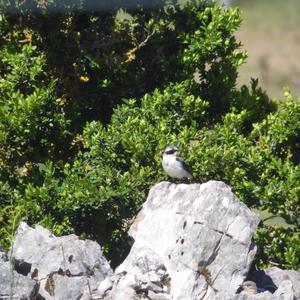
[162,155,191,179]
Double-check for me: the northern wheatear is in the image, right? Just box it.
[162,146,192,179]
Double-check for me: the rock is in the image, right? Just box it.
[244,267,300,300]
[274,280,296,300]
[147,290,172,300]
[0,247,7,261]
[97,276,115,295]
[110,181,261,300]
[110,286,140,300]
[0,248,38,300]
[245,266,300,300]
[11,222,113,300]
[229,290,274,299]
[4,181,299,300]
[265,267,300,299]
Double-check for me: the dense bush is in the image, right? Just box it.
[0,1,298,269]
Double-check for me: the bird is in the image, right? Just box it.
[240,281,258,296]
[162,146,192,179]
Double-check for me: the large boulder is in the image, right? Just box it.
[11,222,113,300]
[106,181,261,300]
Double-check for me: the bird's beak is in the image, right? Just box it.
[161,151,164,156]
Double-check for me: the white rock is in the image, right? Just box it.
[265,267,300,299]
[11,222,113,300]
[0,257,38,299]
[97,276,114,295]
[111,181,261,300]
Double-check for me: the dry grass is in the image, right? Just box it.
[233,0,300,99]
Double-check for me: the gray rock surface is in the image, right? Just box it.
[0,248,38,299]
[244,267,300,300]
[265,267,300,299]
[107,181,261,300]
[11,222,113,300]
[228,278,299,300]
[236,267,300,300]
[229,291,274,300]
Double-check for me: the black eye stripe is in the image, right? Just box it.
[165,149,176,154]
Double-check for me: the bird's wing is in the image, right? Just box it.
[175,157,192,174]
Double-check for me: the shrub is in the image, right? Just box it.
[0,38,71,171]
[13,81,299,269]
